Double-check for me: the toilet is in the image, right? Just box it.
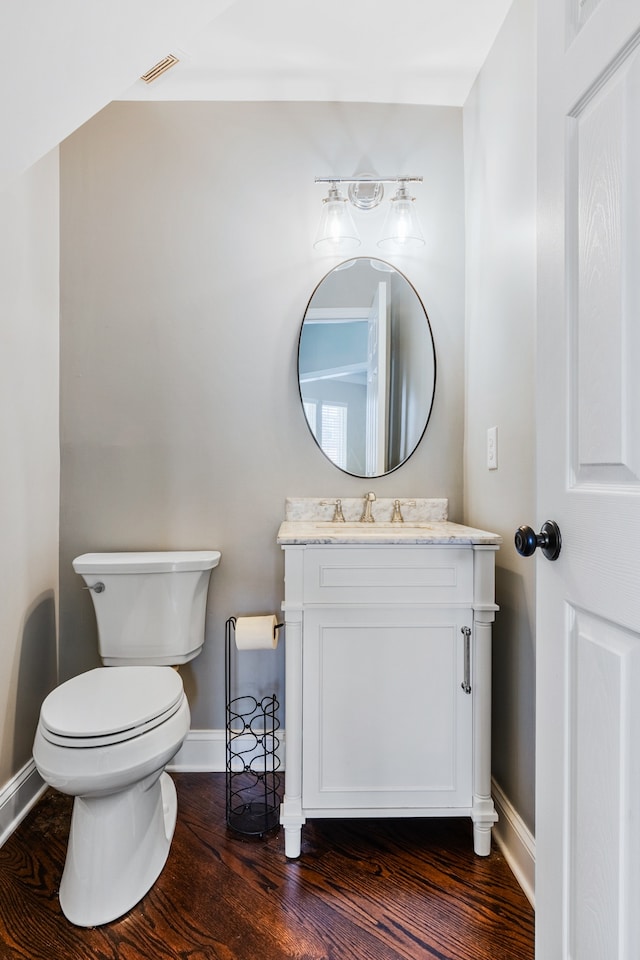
[32,550,221,927]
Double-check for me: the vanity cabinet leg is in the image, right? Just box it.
[280,794,305,858]
[471,795,498,855]
[472,818,494,856]
[283,823,303,859]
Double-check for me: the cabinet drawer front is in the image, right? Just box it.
[303,546,473,604]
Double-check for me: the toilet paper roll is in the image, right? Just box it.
[235,615,280,651]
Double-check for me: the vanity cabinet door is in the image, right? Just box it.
[301,606,473,812]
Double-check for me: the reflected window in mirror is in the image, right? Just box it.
[303,399,348,470]
[298,258,436,478]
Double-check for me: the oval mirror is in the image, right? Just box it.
[298,258,436,477]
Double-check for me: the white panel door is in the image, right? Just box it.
[537,1,640,957]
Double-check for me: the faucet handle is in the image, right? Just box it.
[391,499,403,523]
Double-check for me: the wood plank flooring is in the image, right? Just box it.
[0,773,534,960]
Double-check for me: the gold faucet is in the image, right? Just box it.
[360,491,376,522]
[333,499,345,522]
[391,499,404,523]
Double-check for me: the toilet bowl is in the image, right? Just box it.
[33,666,190,926]
[32,550,220,927]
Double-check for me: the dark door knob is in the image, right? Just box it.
[515,521,562,561]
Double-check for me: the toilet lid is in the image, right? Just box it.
[39,667,185,748]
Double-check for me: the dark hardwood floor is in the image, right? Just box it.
[0,773,534,960]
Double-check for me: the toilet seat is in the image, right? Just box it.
[40,667,184,748]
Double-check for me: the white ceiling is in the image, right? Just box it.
[121,0,515,106]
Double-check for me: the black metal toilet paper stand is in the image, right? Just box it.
[224,616,282,838]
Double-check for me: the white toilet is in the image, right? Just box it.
[32,549,221,927]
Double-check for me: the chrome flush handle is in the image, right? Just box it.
[83,581,105,593]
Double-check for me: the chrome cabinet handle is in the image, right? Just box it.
[461,626,472,694]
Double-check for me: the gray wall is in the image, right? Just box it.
[0,151,59,796]
[463,0,536,832]
[60,101,466,730]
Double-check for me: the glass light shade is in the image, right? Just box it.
[313,185,361,250]
[377,184,425,250]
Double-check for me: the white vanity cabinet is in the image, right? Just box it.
[277,518,501,859]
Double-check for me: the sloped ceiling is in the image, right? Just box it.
[0,0,236,190]
[120,0,514,106]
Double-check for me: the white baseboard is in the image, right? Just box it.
[0,760,47,848]
[169,728,285,773]
[492,777,535,907]
[169,729,227,771]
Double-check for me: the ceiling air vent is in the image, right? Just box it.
[140,54,179,84]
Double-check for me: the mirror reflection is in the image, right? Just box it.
[298,258,436,477]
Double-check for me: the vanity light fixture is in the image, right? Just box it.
[314,175,424,251]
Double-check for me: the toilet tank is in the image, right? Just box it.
[72,551,221,666]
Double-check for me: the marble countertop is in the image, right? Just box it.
[277,519,502,546]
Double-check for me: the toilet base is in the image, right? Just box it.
[59,771,178,926]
